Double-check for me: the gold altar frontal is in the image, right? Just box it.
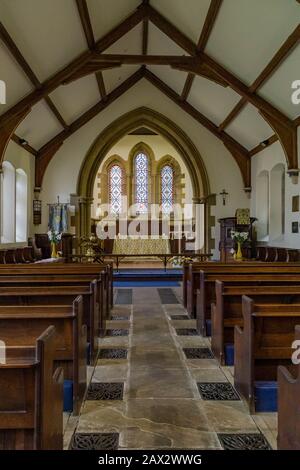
[112,238,170,256]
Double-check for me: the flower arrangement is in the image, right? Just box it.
[230,231,248,244]
[48,230,62,258]
[230,230,248,261]
[79,235,103,257]
[47,230,62,244]
[170,256,194,266]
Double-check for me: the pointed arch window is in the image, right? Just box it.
[135,152,149,213]
[109,164,123,215]
[161,164,174,214]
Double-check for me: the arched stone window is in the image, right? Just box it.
[256,170,269,241]
[109,164,123,215]
[161,164,174,214]
[270,163,285,240]
[1,161,15,243]
[16,169,28,242]
[134,152,149,213]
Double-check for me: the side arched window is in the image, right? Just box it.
[161,165,174,214]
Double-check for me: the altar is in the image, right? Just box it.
[112,237,170,255]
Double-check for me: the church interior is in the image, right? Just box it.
[0,0,300,455]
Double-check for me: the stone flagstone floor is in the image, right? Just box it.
[63,286,277,450]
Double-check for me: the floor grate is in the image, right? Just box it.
[157,288,179,304]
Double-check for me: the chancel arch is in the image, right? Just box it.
[77,108,209,201]
[77,108,211,250]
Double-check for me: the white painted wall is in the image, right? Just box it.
[39,79,249,257]
[251,130,300,249]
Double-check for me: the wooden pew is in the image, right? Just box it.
[0,284,99,365]
[212,282,300,364]
[234,296,300,412]
[0,250,6,264]
[0,297,86,415]
[184,262,300,321]
[0,262,114,314]
[277,325,300,450]
[0,274,105,342]
[197,268,300,335]
[0,326,63,449]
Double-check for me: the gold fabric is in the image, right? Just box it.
[113,238,170,255]
[236,208,250,225]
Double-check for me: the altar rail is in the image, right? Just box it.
[67,253,213,272]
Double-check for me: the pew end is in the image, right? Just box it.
[277,325,300,450]
[234,296,255,412]
[36,326,64,450]
[0,326,63,450]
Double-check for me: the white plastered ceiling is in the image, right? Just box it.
[0,0,298,154]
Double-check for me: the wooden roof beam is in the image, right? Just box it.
[249,135,278,157]
[0,4,147,128]
[219,24,300,131]
[142,18,149,55]
[64,54,228,87]
[11,134,38,156]
[0,21,68,130]
[35,68,145,188]
[175,52,294,129]
[0,108,31,167]
[146,3,294,129]
[143,68,251,189]
[75,0,107,101]
[181,0,223,100]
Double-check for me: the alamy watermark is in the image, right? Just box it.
[0,80,6,104]
[0,340,6,364]
[291,339,300,365]
[291,80,300,105]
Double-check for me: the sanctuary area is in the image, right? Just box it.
[0,0,299,456]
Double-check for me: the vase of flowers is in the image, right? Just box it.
[48,230,62,258]
[170,256,194,267]
[230,231,248,261]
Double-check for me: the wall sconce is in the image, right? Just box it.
[244,187,252,199]
[219,189,229,206]
[287,169,299,185]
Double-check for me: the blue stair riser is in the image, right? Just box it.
[114,281,180,287]
[113,269,182,282]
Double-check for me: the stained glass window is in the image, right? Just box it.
[161,165,174,214]
[109,165,122,215]
[135,153,149,213]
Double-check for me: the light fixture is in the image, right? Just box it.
[261,139,269,148]
[19,138,28,146]
[244,187,252,199]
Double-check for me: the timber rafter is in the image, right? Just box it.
[75,0,107,101]
[0,0,298,176]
